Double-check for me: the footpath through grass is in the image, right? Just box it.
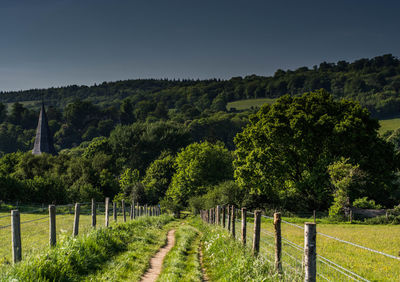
[157,223,202,281]
[0,215,174,281]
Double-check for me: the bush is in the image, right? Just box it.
[353,197,382,209]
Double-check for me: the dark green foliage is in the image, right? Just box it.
[166,141,234,207]
[234,90,399,211]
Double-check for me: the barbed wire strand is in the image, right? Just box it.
[20,216,48,225]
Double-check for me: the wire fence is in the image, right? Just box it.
[0,200,161,265]
[201,206,400,281]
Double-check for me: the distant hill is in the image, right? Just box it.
[1,54,399,118]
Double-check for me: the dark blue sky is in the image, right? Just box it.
[0,0,399,91]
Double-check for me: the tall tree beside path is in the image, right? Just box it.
[234,89,399,210]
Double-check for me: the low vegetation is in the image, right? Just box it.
[0,215,174,281]
[189,217,286,281]
[158,224,202,281]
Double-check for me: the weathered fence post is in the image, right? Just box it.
[304,222,317,282]
[130,201,134,220]
[91,198,96,228]
[349,210,353,223]
[73,203,80,236]
[216,205,220,225]
[145,204,148,216]
[227,206,231,231]
[231,205,236,238]
[113,202,117,221]
[222,205,226,228]
[274,212,282,273]
[122,200,126,222]
[252,210,261,256]
[105,197,109,227]
[241,208,246,245]
[49,205,56,247]
[11,210,22,264]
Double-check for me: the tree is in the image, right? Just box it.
[142,152,175,204]
[234,90,399,211]
[166,141,233,206]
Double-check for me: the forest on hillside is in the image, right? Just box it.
[1,55,400,218]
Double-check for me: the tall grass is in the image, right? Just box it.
[0,215,174,281]
[157,224,202,281]
[189,217,289,282]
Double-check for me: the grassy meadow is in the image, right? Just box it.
[226,98,277,111]
[241,216,400,281]
[379,117,400,134]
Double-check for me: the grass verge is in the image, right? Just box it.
[157,224,202,281]
[0,215,174,282]
[188,217,290,282]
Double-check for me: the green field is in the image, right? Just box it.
[379,117,400,134]
[242,216,400,281]
[226,98,277,111]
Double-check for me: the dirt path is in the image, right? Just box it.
[198,242,209,282]
[140,229,176,282]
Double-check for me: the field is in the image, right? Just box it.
[379,117,400,134]
[226,98,277,111]
[0,204,107,264]
[242,216,400,281]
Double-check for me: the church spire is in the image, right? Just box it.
[32,103,57,155]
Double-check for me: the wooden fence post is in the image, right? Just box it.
[274,212,282,273]
[113,202,117,221]
[145,204,148,216]
[349,210,353,223]
[222,205,226,228]
[304,222,317,282]
[227,206,231,231]
[241,208,246,245]
[11,210,22,264]
[123,200,127,222]
[49,205,56,247]
[130,201,134,220]
[105,197,109,227]
[73,203,80,237]
[216,205,220,225]
[91,198,96,228]
[231,205,236,238]
[252,210,261,256]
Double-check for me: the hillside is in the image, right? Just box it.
[1,54,399,118]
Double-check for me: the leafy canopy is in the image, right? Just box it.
[234,90,399,210]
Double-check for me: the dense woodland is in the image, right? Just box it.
[1,54,400,218]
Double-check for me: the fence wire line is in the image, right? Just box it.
[257,220,368,282]
[0,224,11,230]
[20,216,48,225]
[259,214,400,262]
[317,255,370,282]
[0,214,10,219]
[317,231,400,261]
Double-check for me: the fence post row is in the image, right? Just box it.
[231,205,235,238]
[91,198,96,228]
[49,205,56,247]
[304,222,317,282]
[11,210,22,264]
[105,197,110,227]
[73,203,80,237]
[241,207,246,245]
[252,210,261,256]
[274,212,282,274]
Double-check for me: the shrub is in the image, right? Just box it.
[353,197,382,209]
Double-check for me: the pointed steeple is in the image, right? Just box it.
[32,103,57,155]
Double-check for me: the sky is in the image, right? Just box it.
[0,0,399,91]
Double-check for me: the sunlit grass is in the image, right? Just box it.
[226,98,277,111]
[379,117,400,134]
[241,216,400,281]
